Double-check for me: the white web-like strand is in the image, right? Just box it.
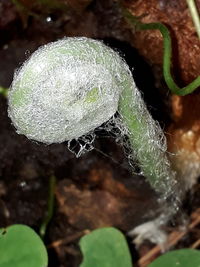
[67,133,95,158]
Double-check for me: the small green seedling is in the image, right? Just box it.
[8,37,180,213]
[0,224,48,267]
[123,9,200,96]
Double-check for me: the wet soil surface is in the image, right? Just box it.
[0,0,200,266]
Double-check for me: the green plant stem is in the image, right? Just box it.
[40,175,56,238]
[118,83,179,202]
[123,9,200,96]
[186,0,200,39]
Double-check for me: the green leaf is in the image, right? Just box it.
[79,227,133,267]
[148,249,200,267]
[0,224,48,267]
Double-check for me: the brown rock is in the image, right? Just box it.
[56,182,124,229]
[56,166,158,232]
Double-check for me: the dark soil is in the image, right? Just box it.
[0,0,199,266]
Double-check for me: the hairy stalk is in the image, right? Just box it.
[119,79,182,213]
[123,9,200,96]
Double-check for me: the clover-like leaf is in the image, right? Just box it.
[79,227,133,267]
[0,224,48,267]
[148,249,200,267]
